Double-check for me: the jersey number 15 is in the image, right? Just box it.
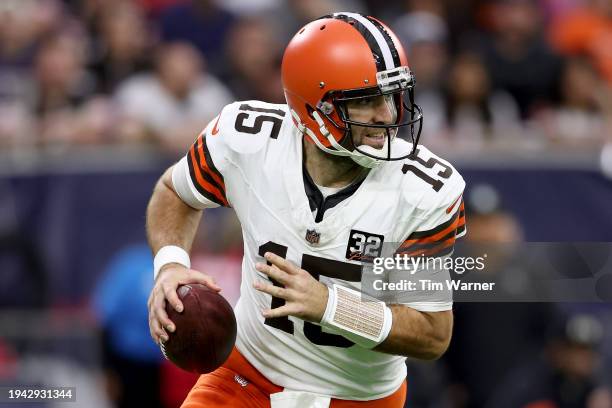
[258,241,361,348]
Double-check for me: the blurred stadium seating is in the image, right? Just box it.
[1,0,611,407]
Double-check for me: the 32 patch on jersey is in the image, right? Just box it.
[345,229,384,262]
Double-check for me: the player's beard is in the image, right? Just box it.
[303,138,368,187]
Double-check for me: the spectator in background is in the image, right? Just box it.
[440,0,482,52]
[392,0,450,142]
[92,243,164,408]
[222,18,285,103]
[33,30,114,146]
[539,0,584,22]
[34,31,93,114]
[487,313,612,408]
[158,0,236,75]
[217,0,282,18]
[114,42,233,152]
[88,1,153,94]
[75,0,138,33]
[0,0,63,71]
[136,0,185,17]
[536,57,610,146]
[445,184,556,408]
[474,0,563,119]
[443,52,522,147]
[0,0,64,147]
[549,0,612,85]
[393,1,522,151]
[270,0,367,44]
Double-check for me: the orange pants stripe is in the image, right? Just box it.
[181,347,407,407]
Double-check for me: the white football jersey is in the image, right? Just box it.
[172,100,466,400]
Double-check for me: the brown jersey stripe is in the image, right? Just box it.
[187,147,228,206]
[402,213,464,250]
[402,210,461,245]
[196,134,226,191]
[187,146,228,207]
[398,236,455,256]
[406,204,462,240]
[421,241,455,258]
[456,224,466,236]
[398,228,457,253]
[399,236,456,258]
[397,199,466,257]
[195,134,225,194]
[191,134,228,203]
[190,142,225,199]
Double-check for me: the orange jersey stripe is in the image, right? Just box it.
[398,216,464,254]
[189,145,228,206]
[403,215,461,246]
[400,236,456,257]
[195,135,226,192]
[446,195,462,214]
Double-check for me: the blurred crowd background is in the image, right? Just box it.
[0,0,611,152]
[1,0,612,407]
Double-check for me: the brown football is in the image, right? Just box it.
[160,283,236,374]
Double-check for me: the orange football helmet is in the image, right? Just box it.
[281,12,423,168]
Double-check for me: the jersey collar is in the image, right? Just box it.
[302,164,366,223]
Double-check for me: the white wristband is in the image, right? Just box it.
[153,245,191,280]
[320,284,392,349]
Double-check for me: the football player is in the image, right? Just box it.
[147,12,466,408]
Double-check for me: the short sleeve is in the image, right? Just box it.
[397,196,466,258]
[392,188,466,312]
[172,113,231,209]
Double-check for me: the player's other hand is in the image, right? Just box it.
[254,252,329,323]
[147,264,221,345]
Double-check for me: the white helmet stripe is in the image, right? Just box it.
[336,12,396,70]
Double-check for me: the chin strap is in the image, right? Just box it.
[290,109,381,169]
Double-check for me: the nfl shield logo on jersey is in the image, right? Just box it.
[305,229,321,245]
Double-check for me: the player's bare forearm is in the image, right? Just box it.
[374,306,453,360]
[146,166,223,345]
[146,165,203,254]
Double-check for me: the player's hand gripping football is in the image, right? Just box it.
[147,264,221,344]
[254,252,329,323]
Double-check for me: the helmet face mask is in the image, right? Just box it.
[282,12,424,167]
[316,67,423,162]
